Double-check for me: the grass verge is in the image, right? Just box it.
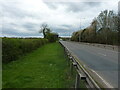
[3,42,76,88]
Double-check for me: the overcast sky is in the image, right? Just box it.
[0,0,119,37]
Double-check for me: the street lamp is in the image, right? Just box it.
[79,18,85,42]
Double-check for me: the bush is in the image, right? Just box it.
[46,33,59,42]
[2,38,48,63]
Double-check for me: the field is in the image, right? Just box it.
[3,42,77,88]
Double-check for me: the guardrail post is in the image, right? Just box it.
[67,53,70,66]
[104,45,105,48]
[75,73,80,89]
[113,46,114,50]
[70,61,73,75]
[69,56,72,66]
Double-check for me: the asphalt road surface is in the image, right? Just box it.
[60,41,119,88]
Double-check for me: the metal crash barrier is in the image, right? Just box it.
[60,41,101,90]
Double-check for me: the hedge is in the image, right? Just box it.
[2,38,48,63]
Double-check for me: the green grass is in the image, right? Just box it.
[2,42,76,88]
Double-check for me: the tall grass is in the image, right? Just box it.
[2,37,48,63]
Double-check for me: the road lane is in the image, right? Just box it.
[60,41,118,88]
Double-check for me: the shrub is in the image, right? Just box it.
[46,33,59,42]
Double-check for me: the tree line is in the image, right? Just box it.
[71,10,119,45]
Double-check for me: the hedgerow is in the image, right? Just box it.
[2,38,48,63]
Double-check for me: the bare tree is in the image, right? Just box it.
[39,23,51,38]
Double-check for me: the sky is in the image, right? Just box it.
[0,0,119,37]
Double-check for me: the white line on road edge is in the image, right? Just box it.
[91,69,114,88]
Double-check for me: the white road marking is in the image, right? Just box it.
[91,69,114,88]
[98,53,107,56]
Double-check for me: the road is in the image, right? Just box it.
[60,41,119,88]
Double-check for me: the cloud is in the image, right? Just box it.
[0,0,119,37]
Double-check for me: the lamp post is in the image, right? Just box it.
[79,18,85,42]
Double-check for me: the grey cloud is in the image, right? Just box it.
[2,27,40,37]
[22,23,37,30]
[2,27,23,36]
[65,2,101,12]
[44,2,101,12]
[44,2,58,9]
[83,2,101,7]
[1,2,35,19]
[2,4,25,18]
[51,25,78,36]
[61,24,71,27]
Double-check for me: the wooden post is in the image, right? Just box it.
[75,73,80,89]
[113,46,114,50]
[70,61,73,75]
[69,56,72,67]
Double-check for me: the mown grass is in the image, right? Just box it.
[3,42,77,88]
